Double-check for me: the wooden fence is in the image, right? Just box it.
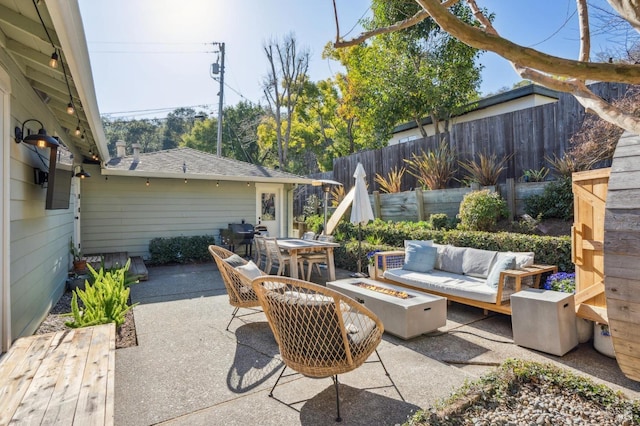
[295,179,549,224]
[296,82,625,216]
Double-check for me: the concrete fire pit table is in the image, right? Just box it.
[327,277,447,340]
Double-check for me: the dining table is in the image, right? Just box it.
[276,238,341,281]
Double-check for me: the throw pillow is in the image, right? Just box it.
[438,245,466,275]
[507,251,535,269]
[223,254,246,268]
[486,253,516,288]
[403,243,437,273]
[403,240,433,248]
[235,260,263,280]
[462,248,498,279]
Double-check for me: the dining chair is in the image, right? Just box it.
[252,275,392,422]
[253,235,268,271]
[300,234,334,281]
[263,237,295,277]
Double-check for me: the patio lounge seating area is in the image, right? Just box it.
[108,262,639,425]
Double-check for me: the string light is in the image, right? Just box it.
[184,178,188,184]
[74,124,81,137]
[216,181,219,187]
[247,182,250,187]
[146,178,150,186]
[66,100,75,115]
[49,50,58,68]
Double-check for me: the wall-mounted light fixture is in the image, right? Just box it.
[74,166,91,179]
[14,119,60,149]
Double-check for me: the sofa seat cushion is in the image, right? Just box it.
[383,268,498,304]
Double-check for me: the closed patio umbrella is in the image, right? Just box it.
[350,163,375,274]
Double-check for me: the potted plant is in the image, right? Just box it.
[366,250,381,278]
[543,272,592,343]
[70,239,87,273]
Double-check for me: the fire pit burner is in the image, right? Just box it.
[352,282,414,299]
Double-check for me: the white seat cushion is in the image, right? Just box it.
[383,268,498,304]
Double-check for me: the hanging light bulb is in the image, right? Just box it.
[146,178,150,187]
[66,101,75,115]
[184,178,188,184]
[49,51,59,68]
[216,181,219,187]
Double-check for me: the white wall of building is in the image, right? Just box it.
[2,51,75,341]
[80,165,286,259]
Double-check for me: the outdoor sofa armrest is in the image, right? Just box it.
[372,250,405,279]
[495,264,558,305]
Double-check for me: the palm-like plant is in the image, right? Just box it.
[374,166,406,193]
[330,185,346,207]
[404,140,457,190]
[459,152,511,186]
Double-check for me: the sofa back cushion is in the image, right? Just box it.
[437,245,466,275]
[462,248,498,279]
[403,243,438,273]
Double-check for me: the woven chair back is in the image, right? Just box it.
[252,276,384,378]
[208,245,261,309]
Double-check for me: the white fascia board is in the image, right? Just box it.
[100,168,314,185]
[46,0,111,163]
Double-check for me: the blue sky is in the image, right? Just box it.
[78,0,620,120]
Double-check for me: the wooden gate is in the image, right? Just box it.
[572,168,609,324]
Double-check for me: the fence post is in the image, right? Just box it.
[506,178,516,221]
[415,188,425,221]
[373,191,382,219]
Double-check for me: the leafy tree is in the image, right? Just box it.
[221,101,266,163]
[163,108,201,150]
[334,0,640,135]
[181,118,218,154]
[329,0,483,142]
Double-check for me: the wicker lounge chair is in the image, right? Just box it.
[208,245,265,330]
[252,275,392,422]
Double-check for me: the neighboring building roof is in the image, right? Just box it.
[392,84,561,134]
[103,147,311,184]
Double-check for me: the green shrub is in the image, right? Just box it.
[65,259,136,329]
[149,235,217,264]
[333,220,573,272]
[304,214,325,234]
[458,189,508,232]
[524,177,574,220]
[428,213,449,230]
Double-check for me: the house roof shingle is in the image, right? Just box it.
[103,147,311,184]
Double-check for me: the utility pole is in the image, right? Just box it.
[211,42,225,157]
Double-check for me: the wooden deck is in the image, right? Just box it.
[0,324,115,425]
[85,252,148,281]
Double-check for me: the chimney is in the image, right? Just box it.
[116,140,126,158]
[132,143,141,163]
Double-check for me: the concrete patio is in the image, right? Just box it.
[114,263,640,425]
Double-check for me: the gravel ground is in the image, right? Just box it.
[35,291,137,349]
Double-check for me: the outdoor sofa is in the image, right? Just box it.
[371,241,557,315]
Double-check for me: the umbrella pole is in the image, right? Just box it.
[357,223,362,273]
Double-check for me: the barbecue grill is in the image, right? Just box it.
[226,223,255,257]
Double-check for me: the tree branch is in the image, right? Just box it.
[576,0,591,62]
[414,0,640,83]
[607,0,640,31]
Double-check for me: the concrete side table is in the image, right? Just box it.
[511,289,578,356]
